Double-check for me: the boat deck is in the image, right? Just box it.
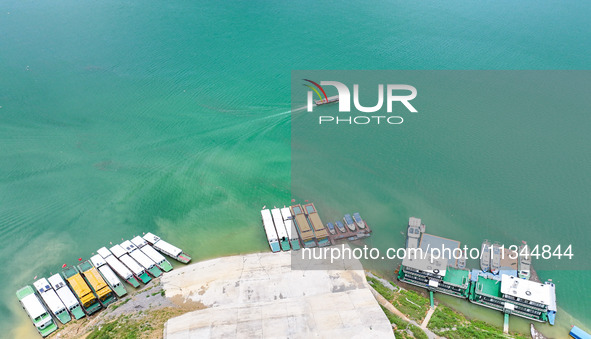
[327,220,372,244]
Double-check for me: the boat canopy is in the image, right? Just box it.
[280,207,292,221]
[48,274,79,309]
[98,265,121,286]
[353,213,362,222]
[155,240,183,257]
[110,244,127,258]
[104,255,133,280]
[143,232,161,244]
[500,275,552,306]
[129,248,156,269]
[344,214,354,224]
[271,208,288,240]
[33,279,66,314]
[131,236,148,248]
[261,209,279,243]
[121,240,138,253]
[141,245,166,264]
[97,247,112,259]
[90,254,106,268]
[21,293,47,321]
[120,255,144,275]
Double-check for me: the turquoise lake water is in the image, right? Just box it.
[1,0,590,337]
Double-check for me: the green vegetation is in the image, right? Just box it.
[380,305,427,339]
[368,275,429,321]
[86,308,182,339]
[367,276,395,301]
[110,298,131,311]
[428,305,528,339]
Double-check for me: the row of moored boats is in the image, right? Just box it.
[16,232,191,338]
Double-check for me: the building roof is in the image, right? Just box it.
[500,275,552,306]
[402,253,447,277]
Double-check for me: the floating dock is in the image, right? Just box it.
[48,274,85,320]
[326,214,372,243]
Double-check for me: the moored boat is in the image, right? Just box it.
[352,212,366,229]
[491,243,501,275]
[62,266,102,315]
[143,232,192,263]
[480,240,491,272]
[111,244,152,284]
[33,278,71,325]
[261,209,280,252]
[343,214,356,232]
[131,236,174,272]
[518,241,531,280]
[326,222,336,235]
[78,260,116,307]
[97,247,140,288]
[303,203,330,247]
[271,208,291,251]
[335,220,346,233]
[16,286,58,337]
[280,207,300,250]
[90,254,127,298]
[48,274,86,320]
[121,240,162,277]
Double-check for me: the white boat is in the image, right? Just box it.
[343,214,356,231]
[352,213,366,229]
[280,207,300,250]
[97,247,140,288]
[33,278,71,325]
[480,240,491,272]
[260,209,280,252]
[47,274,85,320]
[90,254,127,298]
[131,236,173,272]
[271,208,290,251]
[491,243,501,275]
[110,244,152,284]
[121,240,162,278]
[143,232,192,263]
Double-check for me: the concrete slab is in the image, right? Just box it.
[162,251,394,339]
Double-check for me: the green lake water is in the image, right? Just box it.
[1,0,589,337]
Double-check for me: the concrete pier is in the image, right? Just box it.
[162,251,394,338]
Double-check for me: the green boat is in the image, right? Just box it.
[78,260,117,307]
[62,266,102,315]
[16,286,58,337]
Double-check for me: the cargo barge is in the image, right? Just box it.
[16,286,58,337]
[290,204,317,248]
[303,203,330,247]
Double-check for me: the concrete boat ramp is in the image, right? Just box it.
[162,251,394,338]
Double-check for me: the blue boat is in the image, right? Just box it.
[335,221,346,233]
[326,222,336,235]
[343,214,356,231]
[570,326,591,339]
